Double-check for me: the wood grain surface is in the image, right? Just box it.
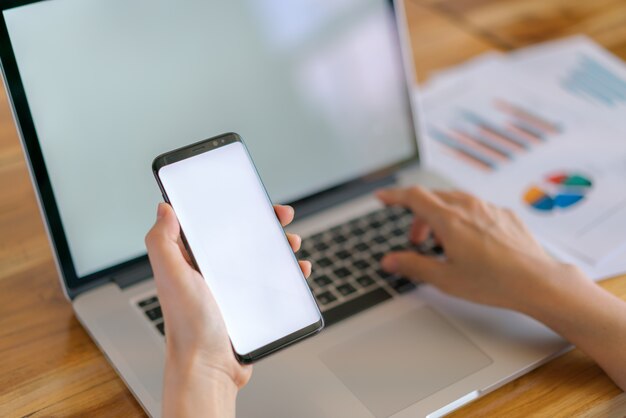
[1,0,626,416]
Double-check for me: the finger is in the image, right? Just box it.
[381,251,445,285]
[274,204,295,227]
[287,233,302,252]
[299,260,312,278]
[433,190,478,209]
[376,186,448,230]
[434,189,472,201]
[410,219,430,244]
[145,203,190,280]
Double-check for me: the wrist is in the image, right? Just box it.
[516,261,590,321]
[163,350,239,418]
[168,347,239,390]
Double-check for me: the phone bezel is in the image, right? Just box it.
[152,132,324,364]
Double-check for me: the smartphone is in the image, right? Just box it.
[152,133,323,363]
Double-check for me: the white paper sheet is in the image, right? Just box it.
[416,36,626,279]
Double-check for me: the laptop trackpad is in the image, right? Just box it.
[319,307,493,418]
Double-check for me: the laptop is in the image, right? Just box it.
[0,0,570,416]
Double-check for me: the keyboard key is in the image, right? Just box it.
[314,241,329,251]
[399,208,413,217]
[145,306,162,321]
[317,257,332,267]
[352,227,366,236]
[138,296,158,308]
[156,322,165,335]
[389,278,417,294]
[313,275,332,287]
[370,220,383,229]
[336,249,351,260]
[375,268,392,280]
[356,275,375,287]
[364,212,377,221]
[334,267,351,278]
[373,235,387,244]
[333,234,347,244]
[353,259,370,270]
[299,249,311,259]
[336,283,357,296]
[317,291,337,305]
[323,288,392,326]
[388,212,400,222]
[391,227,404,236]
[354,242,369,252]
[372,251,384,261]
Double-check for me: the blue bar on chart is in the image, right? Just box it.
[428,127,497,171]
[451,129,515,160]
[561,54,626,107]
[458,109,531,150]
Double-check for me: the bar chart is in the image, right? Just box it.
[427,99,562,172]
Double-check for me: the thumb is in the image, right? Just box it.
[381,251,445,285]
[153,202,180,242]
[145,203,189,278]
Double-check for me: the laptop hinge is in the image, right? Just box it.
[111,260,153,289]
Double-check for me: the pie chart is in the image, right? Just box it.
[523,172,592,212]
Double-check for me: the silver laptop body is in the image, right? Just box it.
[0,0,569,416]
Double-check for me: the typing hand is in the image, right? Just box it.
[377,186,626,391]
[376,186,570,312]
[145,202,309,418]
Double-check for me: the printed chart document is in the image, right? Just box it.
[417,36,626,279]
[510,36,626,134]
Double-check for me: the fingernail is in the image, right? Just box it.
[157,203,166,219]
[381,255,397,273]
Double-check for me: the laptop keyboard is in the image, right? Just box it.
[137,205,442,335]
[137,295,165,335]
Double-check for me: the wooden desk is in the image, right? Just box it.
[1,0,625,416]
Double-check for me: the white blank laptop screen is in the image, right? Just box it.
[3,0,416,277]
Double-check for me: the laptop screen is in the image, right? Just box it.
[2,0,417,280]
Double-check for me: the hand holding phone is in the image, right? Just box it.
[152,133,324,363]
[145,201,309,415]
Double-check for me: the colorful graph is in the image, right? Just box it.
[428,99,561,172]
[523,172,593,212]
[561,55,626,107]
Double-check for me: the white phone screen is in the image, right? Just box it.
[157,141,321,356]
